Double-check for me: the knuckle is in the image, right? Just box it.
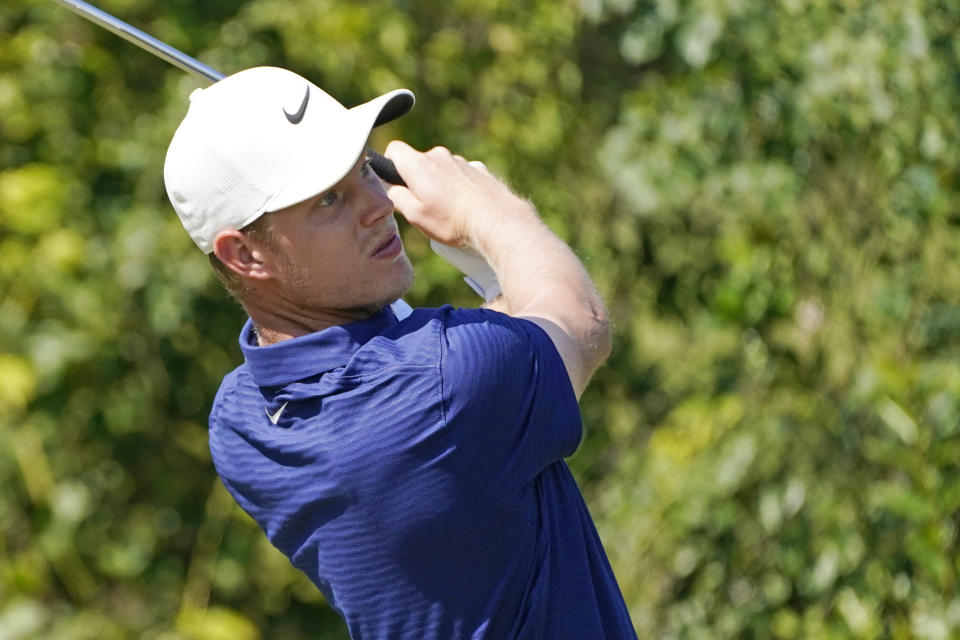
[426,145,451,158]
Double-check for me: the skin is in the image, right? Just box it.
[384,142,611,398]
[211,154,415,345]
[213,141,611,397]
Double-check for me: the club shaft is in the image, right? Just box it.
[51,0,405,185]
[52,0,224,83]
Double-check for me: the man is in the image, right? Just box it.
[164,66,636,639]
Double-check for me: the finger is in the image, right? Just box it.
[386,140,439,193]
[385,183,424,220]
[384,139,420,171]
[468,159,490,175]
[425,145,453,159]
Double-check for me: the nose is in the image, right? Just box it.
[356,180,395,227]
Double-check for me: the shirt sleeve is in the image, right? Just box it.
[438,307,583,503]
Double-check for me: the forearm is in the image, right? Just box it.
[384,142,611,395]
[467,203,611,379]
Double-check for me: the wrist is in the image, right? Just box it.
[464,199,538,252]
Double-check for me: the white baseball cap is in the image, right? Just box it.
[164,66,414,253]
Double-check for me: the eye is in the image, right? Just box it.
[316,191,338,208]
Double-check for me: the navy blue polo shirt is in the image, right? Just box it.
[209,305,636,639]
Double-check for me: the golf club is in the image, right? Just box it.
[51,0,500,304]
[50,0,405,184]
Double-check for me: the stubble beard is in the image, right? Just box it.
[279,251,416,317]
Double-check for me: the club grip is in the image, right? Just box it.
[368,150,406,186]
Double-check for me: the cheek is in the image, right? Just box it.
[295,234,361,280]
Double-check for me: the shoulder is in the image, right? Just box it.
[430,305,575,402]
[432,307,584,479]
[208,364,258,440]
[208,363,274,452]
[435,305,562,366]
[418,305,554,354]
[352,305,572,410]
[342,305,547,373]
[207,364,268,495]
[211,364,245,411]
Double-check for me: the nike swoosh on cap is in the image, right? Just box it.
[283,86,310,124]
[265,401,289,425]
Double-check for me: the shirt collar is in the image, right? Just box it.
[239,307,398,387]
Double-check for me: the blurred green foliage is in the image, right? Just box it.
[2,0,960,637]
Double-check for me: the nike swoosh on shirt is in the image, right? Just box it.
[283,86,310,124]
[265,401,289,425]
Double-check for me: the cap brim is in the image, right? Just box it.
[371,90,415,127]
[265,89,415,213]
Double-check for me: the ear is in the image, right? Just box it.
[212,229,273,281]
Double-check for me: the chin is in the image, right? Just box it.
[377,267,416,311]
[355,263,416,316]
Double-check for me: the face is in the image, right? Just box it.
[253,155,414,316]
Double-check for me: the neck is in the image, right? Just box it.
[244,298,381,346]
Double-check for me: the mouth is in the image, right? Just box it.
[371,232,402,258]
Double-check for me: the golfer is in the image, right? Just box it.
[164,66,636,639]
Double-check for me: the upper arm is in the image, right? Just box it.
[517,315,593,399]
[440,308,583,484]
[484,293,610,399]
[515,295,611,399]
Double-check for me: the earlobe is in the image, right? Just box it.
[212,230,272,281]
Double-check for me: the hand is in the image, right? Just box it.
[382,141,534,249]
[384,143,610,399]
